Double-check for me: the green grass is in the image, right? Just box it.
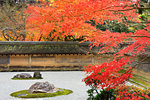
[118,69,150,88]
[10,89,73,98]
[129,74,150,89]
[11,77,43,80]
[132,74,150,83]
[130,78,150,89]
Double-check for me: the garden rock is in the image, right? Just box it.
[28,82,59,93]
[13,73,32,79]
[33,71,42,78]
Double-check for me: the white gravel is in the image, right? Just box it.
[0,71,90,100]
[0,71,137,100]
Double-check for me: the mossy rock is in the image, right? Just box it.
[10,89,73,98]
[11,77,43,80]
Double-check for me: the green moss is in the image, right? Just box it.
[10,89,73,98]
[118,69,150,88]
[132,74,150,83]
[11,77,43,80]
[129,74,150,89]
[130,78,150,89]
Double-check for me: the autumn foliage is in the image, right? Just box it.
[83,57,132,90]
[25,0,150,54]
[25,0,150,99]
[25,0,142,41]
[115,85,150,100]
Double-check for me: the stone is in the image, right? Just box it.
[28,82,59,94]
[13,73,32,79]
[33,71,42,78]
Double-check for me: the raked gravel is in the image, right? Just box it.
[0,71,134,100]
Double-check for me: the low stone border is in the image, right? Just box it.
[10,89,73,98]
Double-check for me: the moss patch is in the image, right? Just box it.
[118,69,150,88]
[129,74,150,89]
[10,89,73,98]
[132,74,150,83]
[11,77,43,80]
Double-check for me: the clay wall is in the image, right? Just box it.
[0,54,112,71]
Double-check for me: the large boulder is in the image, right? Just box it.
[28,82,59,93]
[33,71,42,78]
[13,73,32,79]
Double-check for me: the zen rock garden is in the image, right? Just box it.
[10,72,73,98]
[0,0,150,99]
[11,72,74,98]
[12,72,43,80]
[11,81,73,98]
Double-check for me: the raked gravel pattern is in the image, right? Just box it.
[0,71,134,100]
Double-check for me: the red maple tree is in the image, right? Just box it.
[25,0,150,99]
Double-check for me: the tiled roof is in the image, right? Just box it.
[0,41,149,55]
[0,41,100,55]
